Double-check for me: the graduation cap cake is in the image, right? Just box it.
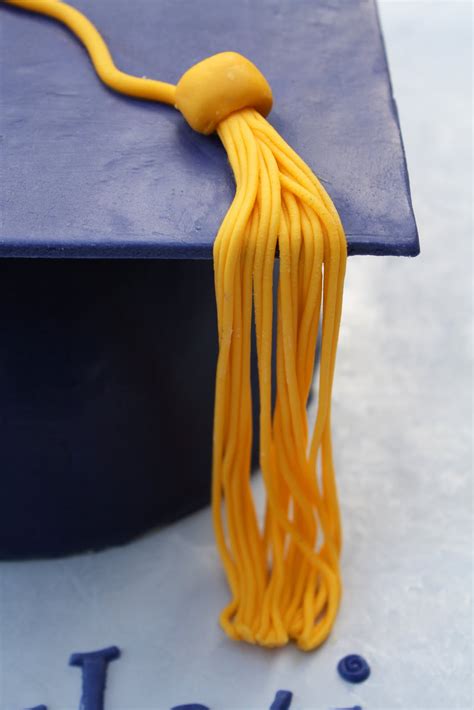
[0,0,418,651]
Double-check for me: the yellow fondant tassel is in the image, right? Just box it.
[4,0,347,651]
[212,109,346,649]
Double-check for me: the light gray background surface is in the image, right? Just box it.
[0,2,472,709]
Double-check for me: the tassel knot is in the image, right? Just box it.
[175,52,273,134]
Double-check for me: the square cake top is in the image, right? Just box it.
[1,0,419,258]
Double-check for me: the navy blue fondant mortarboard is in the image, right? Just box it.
[0,0,418,559]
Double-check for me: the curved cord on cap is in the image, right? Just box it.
[4,0,176,105]
[3,0,347,651]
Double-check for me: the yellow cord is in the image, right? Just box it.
[5,0,176,104]
[4,0,347,651]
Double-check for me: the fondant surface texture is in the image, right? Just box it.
[1,0,418,258]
